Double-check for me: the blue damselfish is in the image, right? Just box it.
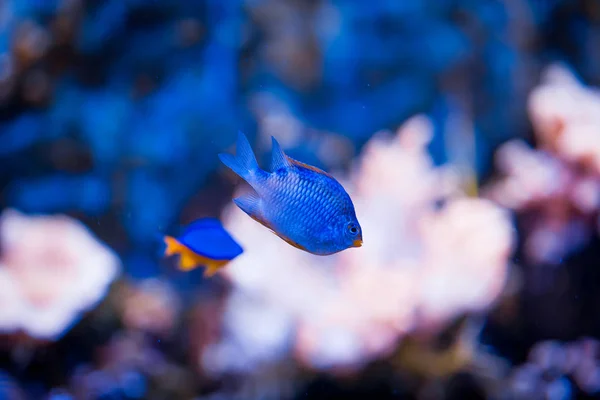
[218,131,363,255]
[164,218,243,277]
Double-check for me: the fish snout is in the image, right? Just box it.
[352,238,363,248]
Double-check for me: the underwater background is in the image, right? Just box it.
[2,0,600,399]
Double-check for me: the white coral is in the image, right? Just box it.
[0,209,120,339]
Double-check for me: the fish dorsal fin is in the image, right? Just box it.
[271,136,333,178]
[270,136,292,172]
[285,156,334,178]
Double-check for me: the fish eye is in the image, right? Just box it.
[347,223,359,236]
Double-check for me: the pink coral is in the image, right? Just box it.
[528,64,600,173]
[206,115,514,373]
[484,64,600,264]
[0,209,120,339]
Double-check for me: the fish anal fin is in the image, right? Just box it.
[279,234,307,251]
[249,214,308,252]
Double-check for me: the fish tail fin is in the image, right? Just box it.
[233,191,262,219]
[165,236,200,271]
[164,236,184,256]
[218,131,262,183]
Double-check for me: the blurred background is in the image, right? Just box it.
[2,0,600,399]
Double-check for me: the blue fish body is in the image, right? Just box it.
[218,131,363,255]
[179,218,243,260]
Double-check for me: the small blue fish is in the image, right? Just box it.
[218,131,363,255]
[164,218,243,277]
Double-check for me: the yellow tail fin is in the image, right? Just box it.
[164,236,185,256]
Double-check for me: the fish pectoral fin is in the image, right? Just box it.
[233,191,262,218]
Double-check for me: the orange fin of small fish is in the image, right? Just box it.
[181,252,229,276]
[164,236,186,256]
[179,251,200,271]
[249,214,308,252]
[165,236,201,271]
[165,236,231,275]
[203,262,226,278]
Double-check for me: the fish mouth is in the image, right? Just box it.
[352,238,363,248]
